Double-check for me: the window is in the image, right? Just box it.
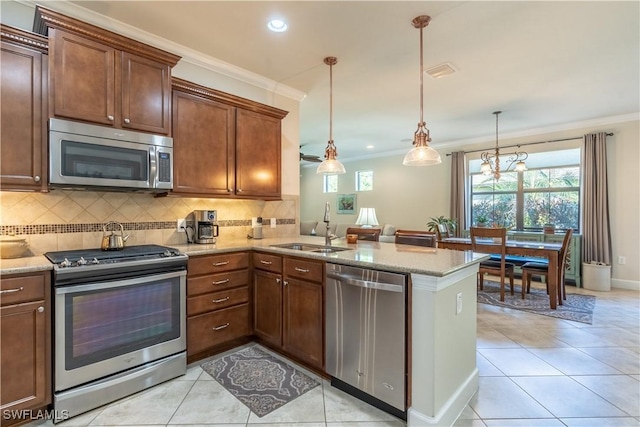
[356,170,373,191]
[323,175,338,193]
[469,149,580,231]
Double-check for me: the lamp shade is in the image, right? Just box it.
[402,146,442,166]
[355,208,379,228]
[316,158,346,175]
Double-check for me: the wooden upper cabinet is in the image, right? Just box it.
[172,89,235,196]
[35,6,179,135]
[236,109,282,199]
[0,25,48,191]
[50,29,116,126]
[171,78,288,199]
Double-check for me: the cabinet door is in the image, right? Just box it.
[0,301,48,411]
[121,52,171,135]
[172,90,235,196]
[50,29,116,125]
[235,109,281,199]
[0,42,47,190]
[253,270,282,347]
[283,277,323,368]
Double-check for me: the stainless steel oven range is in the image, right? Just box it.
[44,245,188,422]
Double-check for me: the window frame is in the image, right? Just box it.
[355,170,373,192]
[323,174,338,193]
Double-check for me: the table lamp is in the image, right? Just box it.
[355,208,379,228]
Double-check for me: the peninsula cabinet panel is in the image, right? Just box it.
[0,271,51,423]
[235,109,281,199]
[0,26,48,191]
[172,90,235,195]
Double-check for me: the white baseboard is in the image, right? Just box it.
[611,278,640,291]
[407,368,479,427]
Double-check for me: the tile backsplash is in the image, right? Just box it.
[0,191,298,255]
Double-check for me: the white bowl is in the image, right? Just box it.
[0,236,29,259]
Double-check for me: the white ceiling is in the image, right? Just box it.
[44,1,640,160]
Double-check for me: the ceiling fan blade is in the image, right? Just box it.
[300,152,322,162]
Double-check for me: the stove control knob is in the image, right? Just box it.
[77,257,88,266]
[91,258,100,265]
[60,258,72,268]
[163,250,172,257]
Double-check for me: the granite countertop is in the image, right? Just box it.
[0,236,486,277]
[172,235,486,277]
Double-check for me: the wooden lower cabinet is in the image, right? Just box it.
[186,252,251,361]
[0,271,51,425]
[253,253,324,370]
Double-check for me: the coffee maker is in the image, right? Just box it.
[186,210,219,244]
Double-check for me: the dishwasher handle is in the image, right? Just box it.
[326,272,404,293]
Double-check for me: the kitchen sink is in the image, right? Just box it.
[270,243,351,253]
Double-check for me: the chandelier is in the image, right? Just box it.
[402,15,441,166]
[316,56,346,175]
[480,111,527,181]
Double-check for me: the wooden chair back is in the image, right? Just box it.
[559,229,574,279]
[435,223,452,240]
[345,227,381,241]
[470,227,507,257]
[394,230,437,247]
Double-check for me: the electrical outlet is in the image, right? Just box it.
[618,256,626,265]
[176,218,186,232]
[270,218,276,228]
[456,292,463,315]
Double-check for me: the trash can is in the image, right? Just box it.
[582,262,611,291]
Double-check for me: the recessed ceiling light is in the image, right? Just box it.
[267,19,288,32]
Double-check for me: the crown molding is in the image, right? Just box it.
[18,0,306,102]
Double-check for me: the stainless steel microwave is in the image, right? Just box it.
[49,118,173,192]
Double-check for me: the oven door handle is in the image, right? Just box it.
[54,270,186,294]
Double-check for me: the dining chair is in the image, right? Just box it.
[470,227,516,302]
[435,223,452,241]
[345,227,381,241]
[394,229,437,247]
[521,229,573,303]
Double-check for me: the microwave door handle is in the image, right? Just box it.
[149,147,157,188]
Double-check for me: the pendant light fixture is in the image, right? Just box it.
[480,111,528,181]
[316,56,346,175]
[403,15,442,166]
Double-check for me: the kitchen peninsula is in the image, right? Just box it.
[1,236,485,427]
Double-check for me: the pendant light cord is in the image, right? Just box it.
[329,60,333,142]
[419,24,424,126]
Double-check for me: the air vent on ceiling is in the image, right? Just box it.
[425,62,457,79]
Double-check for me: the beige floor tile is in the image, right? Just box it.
[324,384,398,423]
[575,347,640,375]
[493,327,570,348]
[511,376,628,418]
[477,348,563,376]
[89,380,195,425]
[482,419,564,426]
[326,422,406,426]
[476,328,521,349]
[167,380,250,424]
[469,377,553,419]
[528,348,623,375]
[453,419,488,427]
[476,353,505,377]
[559,417,640,426]
[572,375,640,416]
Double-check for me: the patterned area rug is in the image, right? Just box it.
[478,280,596,324]
[201,345,320,417]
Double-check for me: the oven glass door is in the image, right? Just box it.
[50,131,153,189]
[55,270,186,391]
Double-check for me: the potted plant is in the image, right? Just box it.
[426,216,457,233]
[475,215,488,227]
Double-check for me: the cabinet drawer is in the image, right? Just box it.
[188,252,249,276]
[188,270,249,296]
[187,303,250,356]
[253,252,282,273]
[0,273,47,306]
[284,257,323,283]
[188,287,249,316]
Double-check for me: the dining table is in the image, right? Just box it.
[438,237,564,309]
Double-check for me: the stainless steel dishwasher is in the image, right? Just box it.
[325,263,407,419]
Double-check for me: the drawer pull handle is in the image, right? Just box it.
[212,323,230,331]
[283,280,288,287]
[276,278,281,284]
[260,260,273,265]
[38,306,44,313]
[294,267,310,273]
[212,296,230,303]
[0,287,24,294]
[212,279,230,285]
[213,261,230,266]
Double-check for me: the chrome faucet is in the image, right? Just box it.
[323,202,336,246]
